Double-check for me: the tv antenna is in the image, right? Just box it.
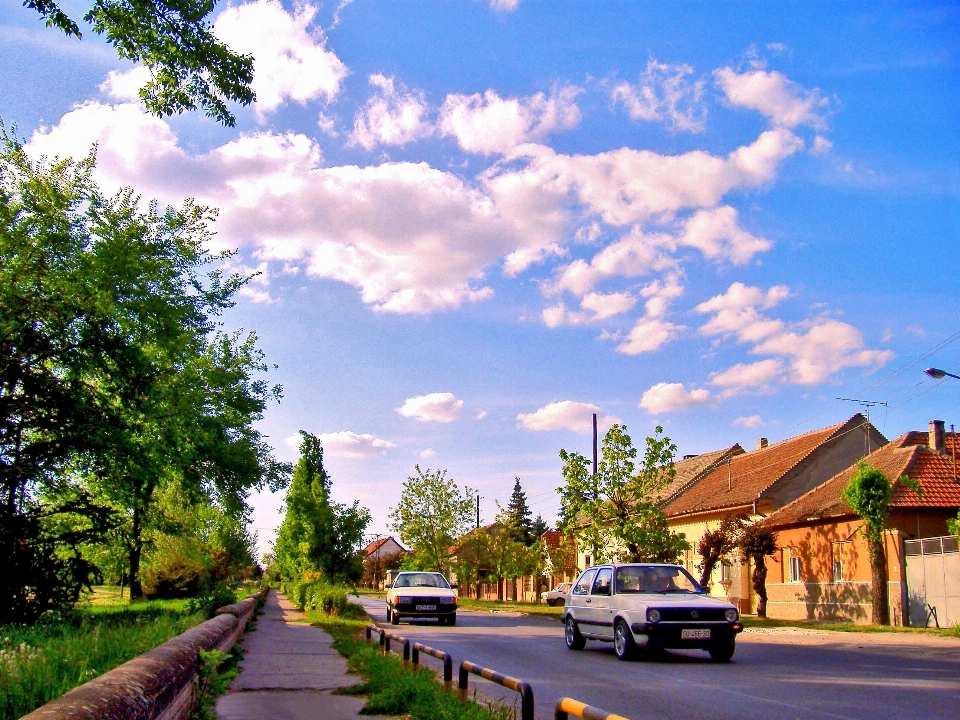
[836,397,888,455]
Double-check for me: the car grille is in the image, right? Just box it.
[401,596,451,606]
[657,608,727,622]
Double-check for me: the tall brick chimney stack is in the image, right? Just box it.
[756,438,769,450]
[929,420,946,453]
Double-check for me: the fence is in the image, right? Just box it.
[555,697,632,720]
[459,660,534,720]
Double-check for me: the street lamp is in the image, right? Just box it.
[926,367,960,380]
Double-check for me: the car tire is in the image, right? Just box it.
[614,620,636,661]
[708,637,735,663]
[390,608,400,625]
[564,616,585,651]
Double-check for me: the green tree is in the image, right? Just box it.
[558,425,687,564]
[531,514,549,541]
[840,461,920,625]
[389,466,475,575]
[948,511,960,538]
[501,477,535,545]
[274,432,371,583]
[24,0,254,126]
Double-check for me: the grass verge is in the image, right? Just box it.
[301,603,514,720]
[0,597,205,720]
[741,615,960,638]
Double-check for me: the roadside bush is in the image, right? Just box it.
[142,550,206,599]
[186,583,239,619]
[283,578,365,619]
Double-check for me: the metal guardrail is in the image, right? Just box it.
[555,697,632,720]
[412,642,454,690]
[459,660,534,720]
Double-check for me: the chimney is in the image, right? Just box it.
[929,420,946,453]
[756,438,769,450]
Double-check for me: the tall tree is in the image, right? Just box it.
[738,524,778,619]
[697,515,745,588]
[840,461,920,625]
[558,425,687,564]
[502,477,534,545]
[23,0,254,125]
[274,432,370,583]
[389,466,475,575]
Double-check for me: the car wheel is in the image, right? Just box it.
[390,608,400,625]
[614,620,636,661]
[564,616,585,650]
[708,637,735,663]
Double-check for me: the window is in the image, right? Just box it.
[572,569,598,595]
[831,542,844,583]
[591,567,613,596]
[584,555,592,567]
[721,560,733,584]
[789,555,802,583]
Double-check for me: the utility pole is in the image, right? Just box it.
[476,494,481,529]
[592,413,598,477]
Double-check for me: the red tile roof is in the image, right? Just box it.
[761,431,960,528]
[665,416,864,518]
[659,445,745,506]
[364,536,406,555]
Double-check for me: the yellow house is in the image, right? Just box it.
[664,414,887,613]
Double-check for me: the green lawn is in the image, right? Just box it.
[0,589,206,720]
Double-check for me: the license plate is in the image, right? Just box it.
[416,605,437,611]
[681,628,711,639]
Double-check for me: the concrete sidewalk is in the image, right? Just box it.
[216,590,387,720]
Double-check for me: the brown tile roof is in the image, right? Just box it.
[761,432,960,528]
[540,529,575,549]
[664,416,864,518]
[659,445,745,506]
[364,536,407,555]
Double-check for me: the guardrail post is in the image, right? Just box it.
[518,681,534,720]
[379,630,386,655]
[402,638,411,668]
[458,662,469,702]
[555,697,631,720]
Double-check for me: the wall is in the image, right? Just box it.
[21,588,269,720]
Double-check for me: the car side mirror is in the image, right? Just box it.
[385,582,392,588]
[451,583,459,589]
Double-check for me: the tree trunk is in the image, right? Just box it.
[128,506,145,601]
[751,555,769,618]
[869,535,889,625]
[699,555,718,588]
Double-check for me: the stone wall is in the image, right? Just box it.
[21,587,269,720]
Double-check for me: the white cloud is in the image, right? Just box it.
[612,59,706,133]
[474,410,488,420]
[439,86,581,155]
[225,260,276,304]
[214,0,348,115]
[315,431,397,458]
[709,359,784,394]
[99,67,152,103]
[678,206,771,265]
[420,448,436,459]
[616,318,685,355]
[350,74,433,150]
[542,291,637,327]
[812,136,833,156]
[396,392,464,422]
[714,67,829,129]
[517,401,619,434]
[751,319,894,385]
[490,0,521,10]
[733,415,763,429]
[639,382,713,413]
[697,283,893,387]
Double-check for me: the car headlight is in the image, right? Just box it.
[440,597,456,604]
[646,608,661,623]
[397,596,413,604]
[725,608,739,622]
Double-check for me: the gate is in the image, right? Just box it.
[905,535,960,628]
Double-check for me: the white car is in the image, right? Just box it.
[563,563,743,662]
[386,571,458,625]
[541,582,572,606]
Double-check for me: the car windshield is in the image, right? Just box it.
[393,573,450,589]
[615,566,704,595]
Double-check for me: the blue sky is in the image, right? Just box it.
[3,0,959,556]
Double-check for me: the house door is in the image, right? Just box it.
[905,536,960,628]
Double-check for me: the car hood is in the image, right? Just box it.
[631,592,735,609]
[390,587,456,598]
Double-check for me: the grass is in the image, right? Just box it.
[0,592,206,720]
[456,597,565,621]
[741,615,960,638]
[296,600,514,720]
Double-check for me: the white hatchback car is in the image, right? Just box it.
[386,571,458,625]
[563,563,743,662]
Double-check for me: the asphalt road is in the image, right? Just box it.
[354,595,960,720]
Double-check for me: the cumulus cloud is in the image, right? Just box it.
[490,0,521,10]
[439,86,581,155]
[697,283,893,387]
[639,383,714,413]
[318,431,396,458]
[419,448,436,459]
[99,67,152,103]
[612,59,707,133]
[396,392,464,422]
[709,359,784,395]
[616,318,685,355]
[733,415,763,429]
[517,401,619,433]
[214,0,348,115]
[714,67,829,129]
[678,206,771,264]
[542,291,637,327]
[350,74,433,150]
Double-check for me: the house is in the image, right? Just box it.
[759,421,960,626]
[363,536,408,588]
[365,536,406,559]
[541,529,578,588]
[664,413,887,612]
